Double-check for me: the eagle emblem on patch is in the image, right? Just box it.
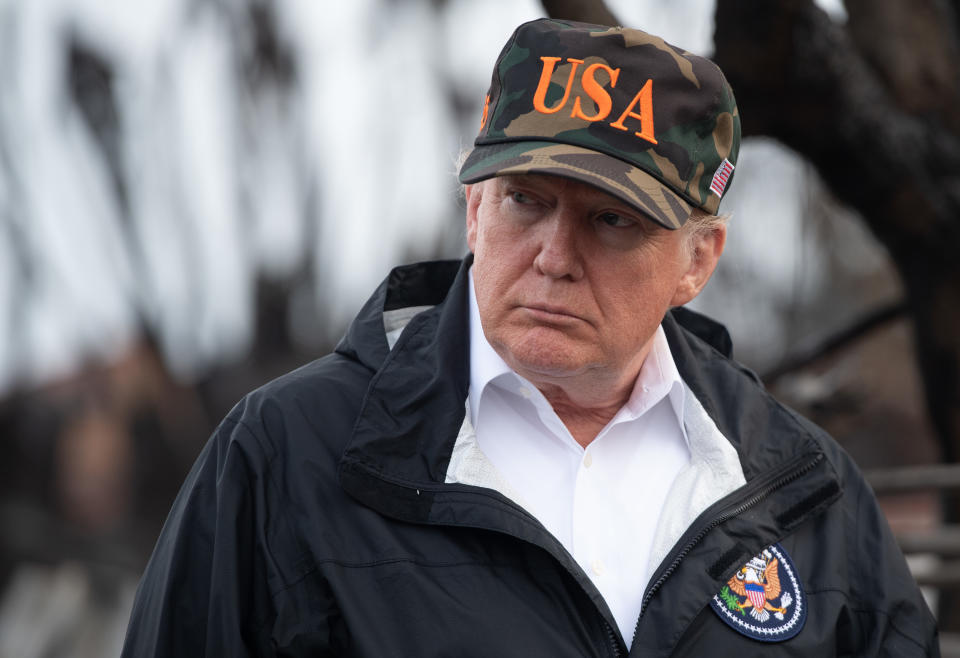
[709,543,806,642]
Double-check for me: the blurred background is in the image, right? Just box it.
[1,0,957,655]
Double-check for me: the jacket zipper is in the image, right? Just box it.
[455,491,628,656]
[604,620,623,657]
[377,474,630,656]
[630,452,825,647]
[488,496,627,657]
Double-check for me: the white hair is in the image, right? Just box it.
[682,208,730,261]
[453,147,472,204]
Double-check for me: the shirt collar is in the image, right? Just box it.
[467,267,688,444]
[617,325,688,443]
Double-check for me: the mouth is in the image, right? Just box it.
[520,303,585,324]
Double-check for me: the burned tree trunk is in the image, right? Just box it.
[539,0,618,26]
[712,0,960,465]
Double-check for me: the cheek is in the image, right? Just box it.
[599,269,681,330]
[473,222,531,281]
[472,252,513,306]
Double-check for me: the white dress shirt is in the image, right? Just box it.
[467,269,692,644]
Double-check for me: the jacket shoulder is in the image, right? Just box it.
[222,352,373,463]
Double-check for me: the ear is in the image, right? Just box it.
[670,224,727,307]
[465,182,483,253]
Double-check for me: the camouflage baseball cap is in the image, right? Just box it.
[458,18,741,229]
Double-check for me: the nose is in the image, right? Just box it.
[533,213,584,280]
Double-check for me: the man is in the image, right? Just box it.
[122,18,938,656]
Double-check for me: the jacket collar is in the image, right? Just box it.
[338,257,840,541]
[662,308,831,483]
[338,258,472,520]
[334,259,464,374]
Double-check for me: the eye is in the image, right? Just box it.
[510,191,536,205]
[596,211,635,228]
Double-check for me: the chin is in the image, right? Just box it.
[515,358,581,381]
[502,338,590,381]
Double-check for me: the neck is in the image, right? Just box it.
[497,333,659,448]
[512,342,655,448]
[536,381,632,448]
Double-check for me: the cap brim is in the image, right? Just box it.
[458,141,692,229]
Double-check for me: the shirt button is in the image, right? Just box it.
[583,452,593,468]
[519,387,532,399]
[642,385,650,393]
[591,559,606,577]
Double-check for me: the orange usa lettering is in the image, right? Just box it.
[531,56,657,145]
[479,94,490,130]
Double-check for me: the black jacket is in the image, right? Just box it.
[122,258,938,657]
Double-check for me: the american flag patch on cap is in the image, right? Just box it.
[709,158,735,197]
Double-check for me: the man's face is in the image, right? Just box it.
[466,174,721,393]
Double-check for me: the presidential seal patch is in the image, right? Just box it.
[709,543,806,642]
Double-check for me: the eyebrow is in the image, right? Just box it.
[497,174,661,226]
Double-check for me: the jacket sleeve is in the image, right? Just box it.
[121,416,277,657]
[844,460,940,657]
